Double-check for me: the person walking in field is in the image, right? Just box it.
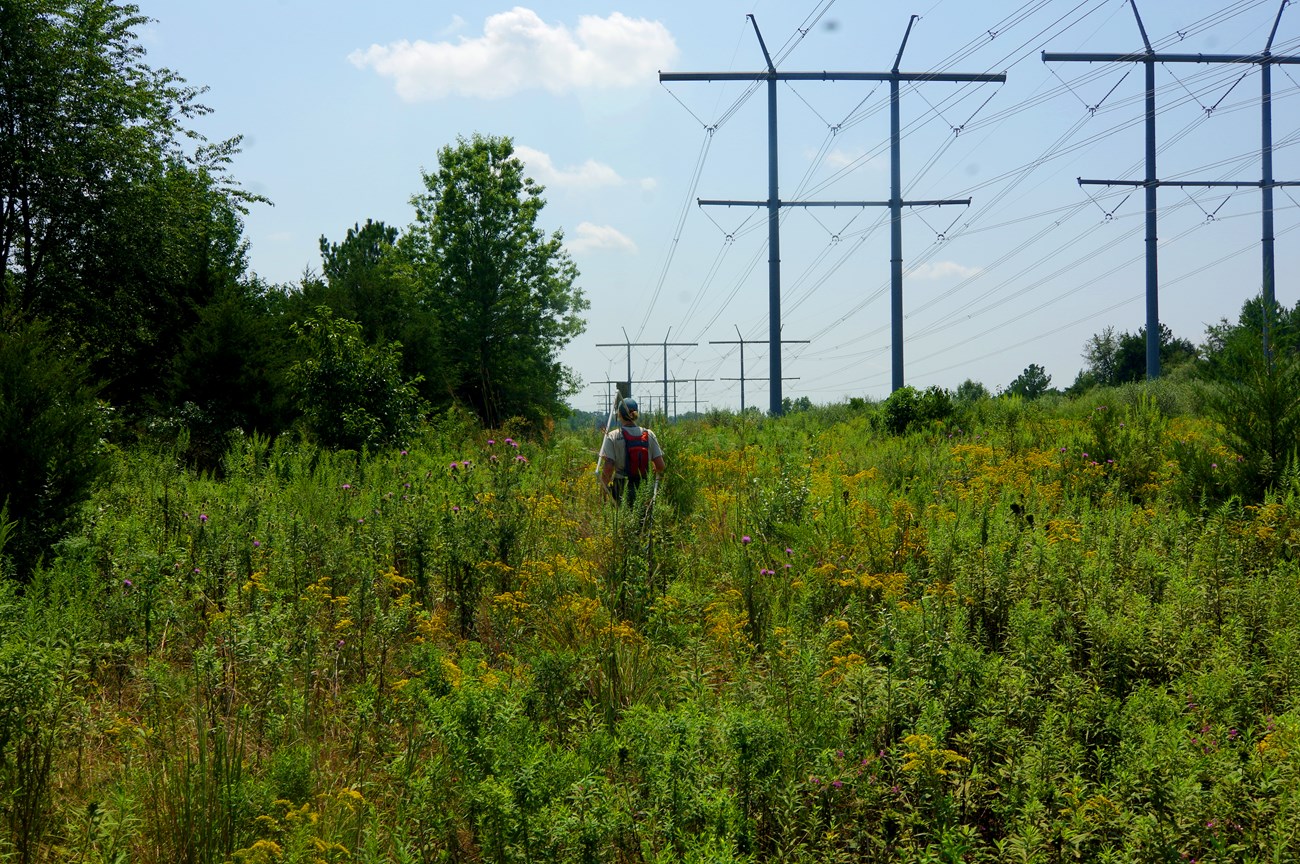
[600,397,665,506]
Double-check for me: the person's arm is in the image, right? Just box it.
[652,455,666,474]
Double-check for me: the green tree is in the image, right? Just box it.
[301,219,444,407]
[781,395,813,413]
[1202,296,1300,371]
[167,276,296,463]
[1007,363,1051,399]
[313,220,410,343]
[405,134,588,426]
[1075,324,1196,391]
[1198,299,1300,500]
[0,0,259,413]
[880,385,952,434]
[288,307,426,452]
[1203,327,1300,501]
[0,317,107,579]
[955,378,989,401]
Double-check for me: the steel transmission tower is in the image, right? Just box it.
[661,15,1003,399]
[1045,0,1300,374]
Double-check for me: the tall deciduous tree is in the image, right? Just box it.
[405,134,587,426]
[0,0,260,410]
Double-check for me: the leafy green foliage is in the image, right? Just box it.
[288,307,426,451]
[954,378,989,402]
[1006,362,1052,399]
[880,385,954,435]
[1202,327,1300,501]
[0,1,260,416]
[9,404,1300,861]
[1075,323,1198,391]
[0,317,107,579]
[405,134,588,426]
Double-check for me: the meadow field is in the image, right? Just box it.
[3,386,1299,863]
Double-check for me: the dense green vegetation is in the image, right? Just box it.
[1,1,585,578]
[6,4,1300,862]
[4,383,1300,863]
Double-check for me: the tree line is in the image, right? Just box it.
[1,0,586,577]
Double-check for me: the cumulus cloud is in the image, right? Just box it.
[910,261,981,280]
[515,146,622,190]
[567,222,637,254]
[349,7,677,101]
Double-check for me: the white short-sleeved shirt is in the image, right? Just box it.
[599,424,664,478]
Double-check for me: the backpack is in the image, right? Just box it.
[621,428,651,480]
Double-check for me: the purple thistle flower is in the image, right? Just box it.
[741,535,752,545]
[449,462,459,471]
[785,547,793,555]
[487,439,496,445]
[252,539,261,548]
[400,449,408,456]
[341,484,351,490]
[832,780,843,789]
[123,579,133,588]
[199,513,208,523]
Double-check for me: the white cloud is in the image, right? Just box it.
[568,222,637,254]
[910,261,981,280]
[516,146,622,190]
[349,7,677,101]
[825,147,874,170]
[438,15,466,39]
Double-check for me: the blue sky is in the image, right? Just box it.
[133,1,1300,413]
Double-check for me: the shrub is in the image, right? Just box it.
[288,307,427,451]
[0,317,108,580]
[1202,330,1300,501]
[880,385,953,435]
